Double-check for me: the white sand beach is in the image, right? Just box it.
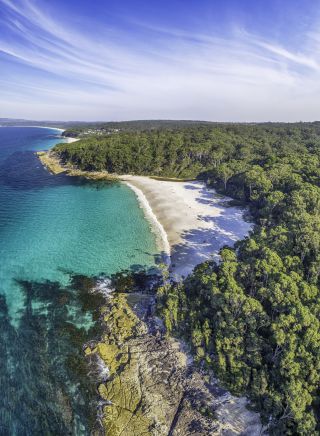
[121,175,252,278]
[64,137,80,143]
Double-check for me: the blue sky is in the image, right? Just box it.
[1,0,320,121]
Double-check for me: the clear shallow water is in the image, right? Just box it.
[0,127,159,434]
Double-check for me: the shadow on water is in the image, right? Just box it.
[0,151,118,191]
[0,274,104,435]
[0,264,163,435]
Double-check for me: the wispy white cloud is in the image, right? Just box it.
[1,0,320,120]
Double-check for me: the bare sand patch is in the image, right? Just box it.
[120,175,252,278]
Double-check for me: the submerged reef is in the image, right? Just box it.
[0,266,262,435]
[0,274,103,434]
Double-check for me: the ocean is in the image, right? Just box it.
[0,127,159,434]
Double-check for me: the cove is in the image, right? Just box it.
[0,127,159,434]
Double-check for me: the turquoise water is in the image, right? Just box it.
[0,127,159,434]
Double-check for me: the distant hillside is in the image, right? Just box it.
[0,118,218,137]
[0,118,62,128]
[60,120,220,138]
[0,118,213,128]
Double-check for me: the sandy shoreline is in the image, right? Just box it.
[63,136,80,143]
[124,181,171,259]
[120,175,252,278]
[37,147,251,278]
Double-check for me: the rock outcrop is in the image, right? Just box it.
[85,293,264,436]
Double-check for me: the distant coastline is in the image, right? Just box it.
[0,125,65,131]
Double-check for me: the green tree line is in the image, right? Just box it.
[54,123,320,179]
[55,122,320,434]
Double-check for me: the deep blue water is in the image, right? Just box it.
[0,127,159,435]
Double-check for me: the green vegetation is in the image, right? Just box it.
[55,122,320,179]
[61,119,215,137]
[55,124,220,176]
[55,121,320,434]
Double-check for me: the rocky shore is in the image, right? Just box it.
[85,289,263,436]
[36,151,116,181]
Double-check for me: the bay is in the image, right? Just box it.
[0,127,158,434]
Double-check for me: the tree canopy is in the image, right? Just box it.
[55,121,320,434]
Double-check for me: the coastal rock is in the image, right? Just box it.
[37,150,116,180]
[88,293,264,436]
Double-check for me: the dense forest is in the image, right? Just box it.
[61,119,216,137]
[55,122,320,179]
[55,122,320,434]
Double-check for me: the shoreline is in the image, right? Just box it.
[0,126,79,142]
[88,290,263,435]
[123,181,171,263]
[63,137,80,143]
[34,147,261,433]
[90,181,260,434]
[36,150,252,278]
[120,175,252,278]
[37,149,115,180]
[0,125,65,131]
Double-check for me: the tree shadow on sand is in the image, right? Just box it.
[170,219,251,279]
